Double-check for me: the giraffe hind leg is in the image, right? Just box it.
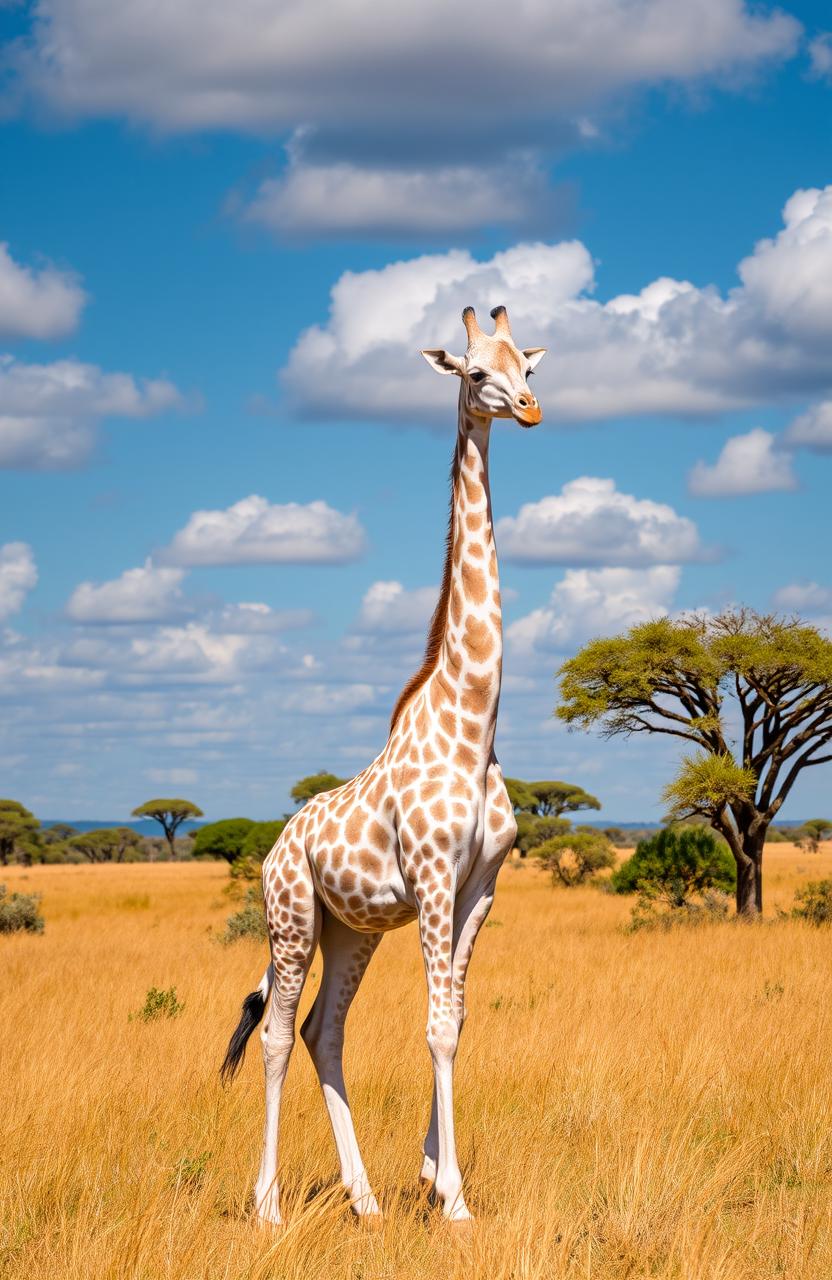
[301,909,383,1217]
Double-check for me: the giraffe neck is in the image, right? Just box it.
[436,397,502,752]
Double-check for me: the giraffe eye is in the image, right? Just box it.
[468,370,486,383]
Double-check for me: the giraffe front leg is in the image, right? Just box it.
[420,868,499,1191]
[416,876,471,1222]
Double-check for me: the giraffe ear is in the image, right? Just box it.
[523,347,547,371]
[421,349,464,376]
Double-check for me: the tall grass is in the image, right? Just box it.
[1,847,831,1278]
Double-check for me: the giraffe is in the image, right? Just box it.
[221,304,546,1225]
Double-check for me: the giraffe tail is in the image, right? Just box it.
[220,963,273,1085]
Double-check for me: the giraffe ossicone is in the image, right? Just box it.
[222,305,546,1225]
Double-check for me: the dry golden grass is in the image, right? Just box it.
[2,845,832,1279]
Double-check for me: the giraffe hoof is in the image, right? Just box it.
[355,1211,384,1231]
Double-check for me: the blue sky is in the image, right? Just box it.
[0,0,831,821]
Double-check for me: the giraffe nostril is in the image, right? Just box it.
[517,397,528,408]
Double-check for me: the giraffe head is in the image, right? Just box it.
[421,305,546,427]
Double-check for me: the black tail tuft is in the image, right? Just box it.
[220,989,266,1085]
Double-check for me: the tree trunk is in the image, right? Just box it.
[735,830,765,917]
[164,826,177,860]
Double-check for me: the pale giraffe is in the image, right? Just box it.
[221,304,546,1225]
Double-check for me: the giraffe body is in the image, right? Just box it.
[222,305,545,1224]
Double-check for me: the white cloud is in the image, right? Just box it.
[808,33,832,81]
[772,581,832,612]
[212,601,315,633]
[282,186,832,423]
[507,566,681,656]
[66,559,190,624]
[7,1,799,135]
[241,150,552,238]
[688,428,797,496]
[354,580,437,634]
[496,477,706,566]
[783,400,832,452]
[0,542,37,619]
[0,241,86,339]
[0,356,184,469]
[145,767,198,786]
[162,495,366,566]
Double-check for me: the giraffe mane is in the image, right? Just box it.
[389,443,461,729]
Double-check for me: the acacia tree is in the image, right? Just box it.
[290,772,347,806]
[505,778,601,820]
[0,800,41,866]
[557,610,832,917]
[131,799,203,859]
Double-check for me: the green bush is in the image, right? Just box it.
[515,813,570,856]
[191,818,255,863]
[240,820,286,863]
[792,879,832,926]
[131,986,185,1021]
[219,886,268,943]
[610,827,735,906]
[626,890,732,933]
[534,831,615,887]
[0,884,44,933]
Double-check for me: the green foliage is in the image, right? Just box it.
[131,986,185,1022]
[533,831,615,887]
[41,823,79,845]
[0,883,45,933]
[191,818,254,863]
[66,827,144,863]
[240,820,286,863]
[515,813,570,855]
[663,753,756,822]
[611,827,736,907]
[505,778,600,818]
[0,800,41,866]
[290,772,347,806]
[219,886,268,943]
[791,880,832,926]
[765,827,791,843]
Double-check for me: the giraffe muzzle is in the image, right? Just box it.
[513,394,542,427]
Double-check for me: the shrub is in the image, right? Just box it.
[533,831,615,887]
[792,879,832,926]
[131,986,185,1021]
[0,884,44,933]
[191,818,255,863]
[240,820,286,863]
[219,886,268,943]
[610,826,735,906]
[626,890,732,933]
[515,813,570,856]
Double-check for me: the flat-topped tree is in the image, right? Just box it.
[290,772,347,807]
[131,799,203,859]
[557,609,832,917]
[0,800,41,866]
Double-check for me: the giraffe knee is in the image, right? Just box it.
[427,1017,459,1062]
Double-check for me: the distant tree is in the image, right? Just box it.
[131,799,203,859]
[534,831,615,887]
[515,813,570,856]
[610,827,735,907]
[191,818,255,863]
[795,818,832,853]
[558,610,832,916]
[240,820,287,863]
[0,800,41,866]
[505,778,601,820]
[290,772,347,806]
[67,827,144,863]
[41,822,79,846]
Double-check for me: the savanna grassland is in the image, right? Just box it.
[2,848,832,1280]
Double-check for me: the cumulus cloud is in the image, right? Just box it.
[772,581,832,612]
[0,241,86,339]
[0,542,37,619]
[783,400,832,452]
[6,1,798,135]
[808,33,832,80]
[688,428,797,496]
[496,477,706,566]
[353,580,437,634]
[0,356,184,469]
[66,559,190,624]
[240,148,553,239]
[507,566,681,656]
[282,186,832,424]
[162,495,366,566]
